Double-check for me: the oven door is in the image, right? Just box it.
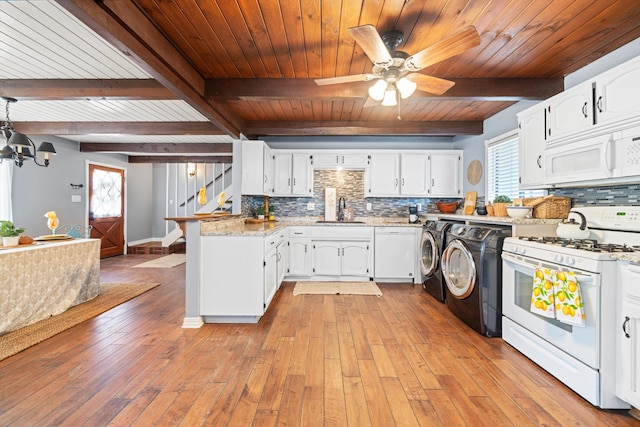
[502,251,600,368]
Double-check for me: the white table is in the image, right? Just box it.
[0,239,101,335]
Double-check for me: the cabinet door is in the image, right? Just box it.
[618,298,640,407]
[429,153,462,197]
[341,241,370,277]
[595,56,640,126]
[276,242,287,286]
[341,154,369,169]
[312,241,341,276]
[292,154,313,195]
[273,153,292,195]
[288,239,310,276]
[313,153,340,168]
[518,107,546,189]
[367,154,400,196]
[264,249,278,310]
[400,154,430,196]
[263,145,274,194]
[546,81,593,141]
[241,140,266,195]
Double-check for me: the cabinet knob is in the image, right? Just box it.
[581,102,588,118]
[623,316,631,338]
[536,155,542,168]
[597,96,603,113]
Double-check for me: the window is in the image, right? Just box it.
[485,131,544,202]
[0,161,12,221]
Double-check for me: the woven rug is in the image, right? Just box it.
[132,253,185,268]
[293,281,382,296]
[0,282,159,361]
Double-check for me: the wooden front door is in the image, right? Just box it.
[89,164,125,258]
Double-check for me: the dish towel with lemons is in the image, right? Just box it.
[530,268,585,327]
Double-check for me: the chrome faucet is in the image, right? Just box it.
[337,197,346,221]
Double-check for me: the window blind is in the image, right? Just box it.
[486,132,544,202]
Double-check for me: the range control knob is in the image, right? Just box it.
[553,254,564,263]
[563,256,576,266]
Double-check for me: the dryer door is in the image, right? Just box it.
[420,231,437,276]
[441,239,476,299]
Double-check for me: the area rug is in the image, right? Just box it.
[132,253,185,268]
[293,281,382,296]
[0,282,159,361]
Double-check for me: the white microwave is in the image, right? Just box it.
[544,125,640,186]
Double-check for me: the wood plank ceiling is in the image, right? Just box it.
[2,1,640,161]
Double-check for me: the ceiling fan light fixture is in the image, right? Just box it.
[368,79,387,101]
[381,86,398,106]
[397,77,417,99]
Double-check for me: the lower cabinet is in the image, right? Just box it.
[617,261,640,407]
[312,240,371,277]
[200,231,285,320]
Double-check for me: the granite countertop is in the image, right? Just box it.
[200,216,424,236]
[425,212,564,225]
[611,253,640,263]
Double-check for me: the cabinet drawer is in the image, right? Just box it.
[288,226,311,237]
[311,226,373,240]
[264,231,286,251]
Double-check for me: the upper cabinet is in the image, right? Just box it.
[365,152,461,197]
[594,56,640,127]
[241,140,272,196]
[272,153,313,197]
[518,105,547,189]
[313,153,368,169]
[429,152,463,197]
[545,81,593,142]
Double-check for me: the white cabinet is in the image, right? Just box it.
[429,152,462,197]
[272,153,313,196]
[546,81,593,142]
[276,240,287,286]
[313,153,368,169]
[287,227,311,277]
[400,154,430,196]
[517,106,547,189]
[595,56,640,127]
[241,140,272,195]
[310,226,373,279]
[264,245,278,308]
[617,261,640,408]
[366,154,400,196]
[374,227,417,281]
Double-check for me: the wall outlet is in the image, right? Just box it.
[71,195,82,203]
[417,203,422,211]
[307,202,315,210]
[366,203,372,211]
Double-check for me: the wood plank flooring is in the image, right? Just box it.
[0,254,637,426]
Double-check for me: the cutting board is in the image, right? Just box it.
[463,191,477,215]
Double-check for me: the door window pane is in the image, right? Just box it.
[92,169,122,217]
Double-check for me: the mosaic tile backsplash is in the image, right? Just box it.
[241,170,461,219]
[241,170,639,218]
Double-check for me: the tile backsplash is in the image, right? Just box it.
[241,170,461,219]
[554,183,639,207]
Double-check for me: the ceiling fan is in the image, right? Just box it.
[315,25,481,106]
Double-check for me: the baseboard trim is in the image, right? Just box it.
[182,316,204,328]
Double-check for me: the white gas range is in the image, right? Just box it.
[501,206,640,409]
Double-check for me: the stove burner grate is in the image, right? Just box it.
[518,236,639,253]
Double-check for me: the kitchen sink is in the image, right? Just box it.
[315,220,366,225]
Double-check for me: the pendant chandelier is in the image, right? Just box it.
[1,97,56,168]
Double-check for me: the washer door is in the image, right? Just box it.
[441,239,476,299]
[420,231,437,276]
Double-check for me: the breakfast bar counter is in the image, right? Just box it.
[0,239,101,335]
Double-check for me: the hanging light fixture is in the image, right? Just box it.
[1,97,56,168]
[381,84,398,106]
[396,77,417,99]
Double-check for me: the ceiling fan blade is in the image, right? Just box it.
[405,26,481,72]
[348,25,393,66]
[314,74,375,86]
[407,73,455,96]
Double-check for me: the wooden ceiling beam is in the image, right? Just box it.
[81,143,232,154]
[12,122,224,135]
[244,121,483,137]
[128,155,232,164]
[56,0,242,137]
[0,79,175,100]
[206,78,563,101]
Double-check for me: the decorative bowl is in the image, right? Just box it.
[506,206,532,218]
[435,201,459,214]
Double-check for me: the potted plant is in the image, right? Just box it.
[493,195,512,217]
[268,205,275,221]
[0,220,25,246]
[255,205,265,220]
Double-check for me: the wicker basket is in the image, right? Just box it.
[493,202,509,217]
[522,196,571,219]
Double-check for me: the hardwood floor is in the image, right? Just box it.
[0,254,637,426]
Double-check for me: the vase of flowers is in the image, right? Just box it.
[0,220,25,246]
